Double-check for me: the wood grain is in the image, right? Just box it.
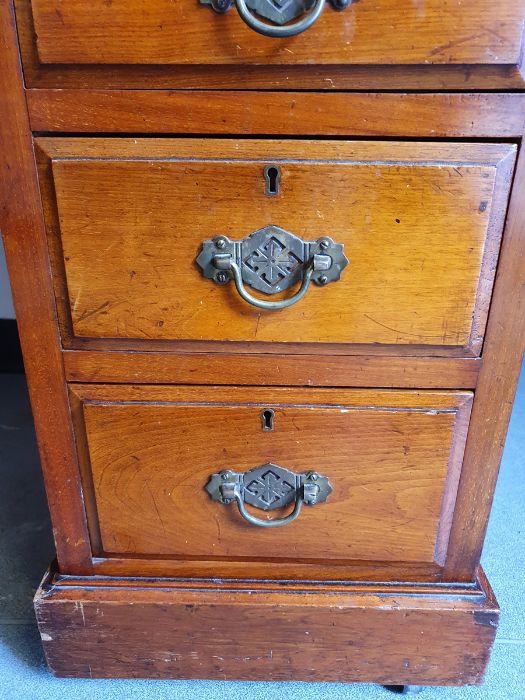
[444,132,525,581]
[0,0,521,687]
[37,138,515,355]
[88,556,445,582]
[34,567,499,684]
[52,571,483,594]
[27,91,525,138]
[14,0,525,91]
[70,384,472,576]
[37,137,517,167]
[0,0,91,573]
[28,0,525,66]
[63,351,482,389]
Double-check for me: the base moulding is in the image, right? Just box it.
[34,566,498,685]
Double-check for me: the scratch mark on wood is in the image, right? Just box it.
[76,300,111,323]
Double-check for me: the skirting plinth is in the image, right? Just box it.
[34,567,498,686]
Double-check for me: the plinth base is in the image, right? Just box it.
[35,567,498,686]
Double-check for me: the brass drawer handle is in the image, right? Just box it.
[235,0,325,38]
[196,225,349,311]
[205,464,333,528]
[201,0,351,38]
[218,255,315,310]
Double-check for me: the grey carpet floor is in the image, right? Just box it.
[0,371,523,699]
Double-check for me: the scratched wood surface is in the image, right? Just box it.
[0,0,93,573]
[2,0,522,685]
[34,568,499,683]
[37,138,515,355]
[14,0,525,90]
[63,351,482,388]
[70,385,472,573]
[444,129,525,581]
[27,91,525,138]
[28,0,525,66]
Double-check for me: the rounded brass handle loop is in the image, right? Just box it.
[205,465,333,527]
[233,488,303,528]
[229,260,314,310]
[235,0,325,37]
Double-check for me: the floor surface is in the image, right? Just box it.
[0,371,523,699]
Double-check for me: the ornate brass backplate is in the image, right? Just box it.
[201,0,316,24]
[205,463,333,528]
[200,0,351,29]
[196,225,349,298]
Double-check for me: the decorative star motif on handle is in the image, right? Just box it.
[246,469,295,506]
[244,236,301,287]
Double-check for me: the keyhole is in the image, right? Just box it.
[261,408,275,431]
[264,165,281,197]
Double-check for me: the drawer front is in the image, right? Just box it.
[39,139,515,355]
[71,385,472,579]
[29,0,525,66]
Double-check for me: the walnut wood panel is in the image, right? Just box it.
[28,0,525,66]
[63,351,481,389]
[37,139,515,355]
[0,1,92,572]
[34,567,499,684]
[27,91,525,138]
[70,385,472,578]
[444,135,525,581]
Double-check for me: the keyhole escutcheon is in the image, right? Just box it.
[261,408,275,431]
[264,165,281,197]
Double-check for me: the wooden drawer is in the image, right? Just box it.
[38,138,515,356]
[27,0,525,67]
[71,385,472,580]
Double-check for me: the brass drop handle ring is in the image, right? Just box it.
[218,256,315,310]
[200,0,352,39]
[233,482,304,528]
[196,225,349,311]
[205,464,333,529]
[235,0,325,37]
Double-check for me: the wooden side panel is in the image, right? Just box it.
[444,137,525,580]
[0,1,91,572]
[34,570,499,685]
[71,385,472,576]
[28,0,525,66]
[38,139,515,355]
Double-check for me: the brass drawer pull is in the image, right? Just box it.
[235,0,325,38]
[205,463,333,528]
[196,225,349,311]
[201,0,351,38]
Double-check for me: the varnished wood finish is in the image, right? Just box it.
[0,0,91,573]
[444,133,525,581]
[28,91,525,138]
[70,385,472,577]
[88,557,445,582]
[51,570,484,594]
[2,0,523,684]
[28,0,525,66]
[37,138,514,355]
[14,0,525,91]
[63,351,481,389]
[34,567,499,684]
[20,65,525,93]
